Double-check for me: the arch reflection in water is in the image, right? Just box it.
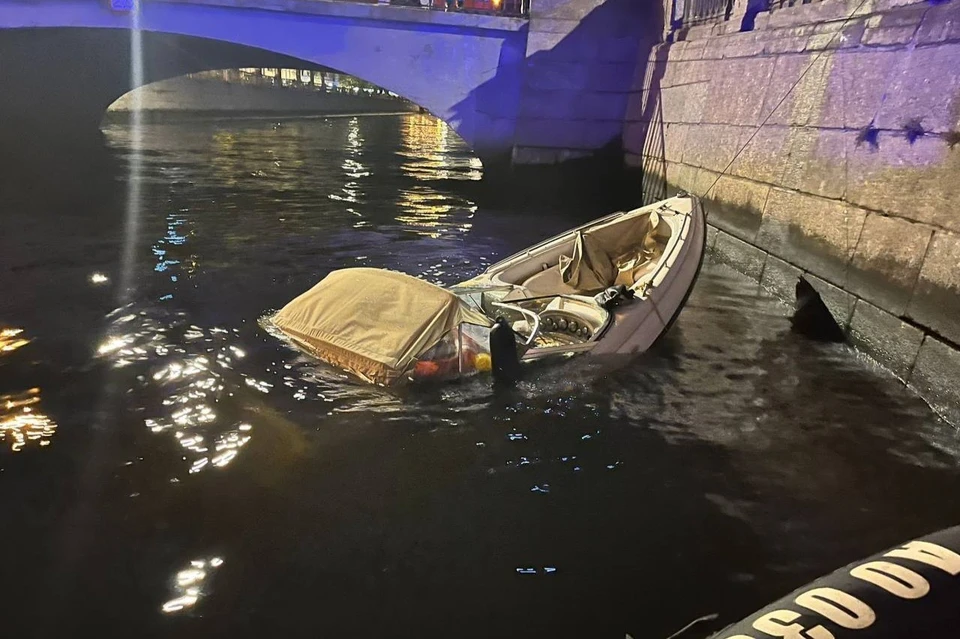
[394,188,476,239]
[161,556,224,614]
[393,113,480,238]
[330,117,367,207]
[399,114,482,181]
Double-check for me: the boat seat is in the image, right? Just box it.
[519,252,661,297]
[616,258,659,289]
[521,266,578,296]
[613,245,665,285]
[508,219,670,298]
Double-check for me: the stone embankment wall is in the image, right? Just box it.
[508,0,662,166]
[108,76,417,116]
[623,0,960,423]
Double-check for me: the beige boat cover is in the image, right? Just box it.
[559,210,665,292]
[271,268,492,385]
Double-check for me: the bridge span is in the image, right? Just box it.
[0,0,654,170]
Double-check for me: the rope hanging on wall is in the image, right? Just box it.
[699,0,873,200]
[697,0,960,199]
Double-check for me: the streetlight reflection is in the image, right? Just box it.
[161,556,224,614]
[0,388,57,453]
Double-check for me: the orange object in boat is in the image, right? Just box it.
[415,360,441,376]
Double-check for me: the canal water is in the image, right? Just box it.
[2,114,959,638]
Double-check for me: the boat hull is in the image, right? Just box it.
[266,195,707,386]
[464,194,707,362]
[590,196,706,356]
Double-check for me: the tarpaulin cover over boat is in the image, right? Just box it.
[270,268,492,385]
[558,209,667,292]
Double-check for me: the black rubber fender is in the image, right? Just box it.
[711,525,960,638]
[489,317,522,384]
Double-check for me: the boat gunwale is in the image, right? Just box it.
[632,205,692,297]
[452,197,702,359]
[481,196,692,276]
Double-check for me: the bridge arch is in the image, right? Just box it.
[104,67,420,120]
[0,0,527,163]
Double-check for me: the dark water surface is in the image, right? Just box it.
[2,114,959,638]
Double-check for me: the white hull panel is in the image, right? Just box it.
[464,194,706,361]
[591,197,706,356]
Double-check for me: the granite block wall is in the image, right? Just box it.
[510,0,663,165]
[624,0,960,423]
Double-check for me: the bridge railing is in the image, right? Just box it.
[767,0,820,11]
[671,0,733,26]
[669,0,825,29]
[377,0,528,17]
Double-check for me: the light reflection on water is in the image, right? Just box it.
[1,114,959,637]
[0,329,57,452]
[162,556,224,614]
[95,309,257,475]
[0,387,56,452]
[1,327,29,353]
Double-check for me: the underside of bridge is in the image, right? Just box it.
[0,28,332,149]
[0,0,532,168]
[0,0,661,183]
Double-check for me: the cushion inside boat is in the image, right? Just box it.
[614,258,659,288]
[521,266,579,296]
[557,210,669,292]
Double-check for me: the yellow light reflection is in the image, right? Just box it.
[393,187,477,239]
[1,388,57,452]
[398,113,482,182]
[161,556,224,614]
[97,335,135,356]
[395,189,456,239]
[401,113,449,152]
[0,327,29,354]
